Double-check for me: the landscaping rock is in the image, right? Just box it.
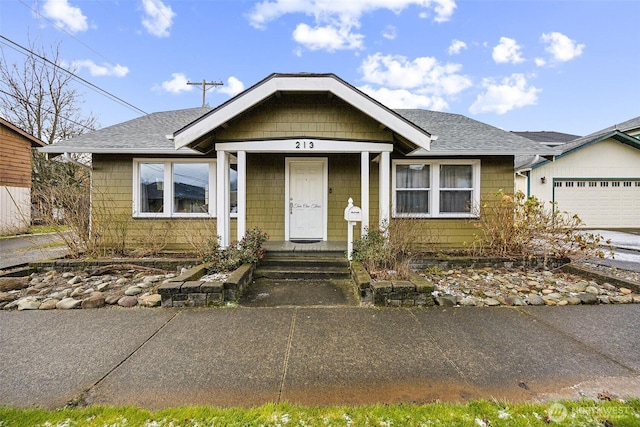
[17,297,41,310]
[56,298,82,309]
[526,295,545,306]
[118,295,138,307]
[81,292,105,309]
[125,286,142,296]
[39,299,59,310]
[577,292,599,305]
[138,294,161,307]
[0,277,29,292]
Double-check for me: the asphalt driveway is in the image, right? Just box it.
[1,305,638,409]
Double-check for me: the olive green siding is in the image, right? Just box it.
[382,156,514,250]
[90,94,515,252]
[92,155,217,252]
[216,94,394,142]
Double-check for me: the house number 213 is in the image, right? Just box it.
[295,141,314,149]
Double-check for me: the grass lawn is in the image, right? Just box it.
[1,400,639,426]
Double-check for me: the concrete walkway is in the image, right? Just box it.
[0,232,69,270]
[1,305,638,409]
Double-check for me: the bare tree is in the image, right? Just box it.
[0,39,97,254]
[0,39,98,144]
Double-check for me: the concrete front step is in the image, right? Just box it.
[254,265,350,280]
[257,250,350,280]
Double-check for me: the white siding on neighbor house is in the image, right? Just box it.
[528,139,640,228]
[0,185,31,235]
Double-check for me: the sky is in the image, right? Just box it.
[0,0,639,137]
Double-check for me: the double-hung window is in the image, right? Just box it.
[393,160,479,218]
[134,159,215,218]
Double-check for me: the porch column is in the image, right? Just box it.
[237,150,246,242]
[379,151,390,230]
[361,151,370,235]
[216,150,230,247]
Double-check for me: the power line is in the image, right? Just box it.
[187,79,223,107]
[0,87,97,134]
[18,0,116,66]
[0,34,147,116]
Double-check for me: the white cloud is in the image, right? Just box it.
[358,52,472,110]
[359,85,448,109]
[41,0,88,33]
[218,76,245,97]
[247,0,456,52]
[72,60,129,77]
[382,25,397,40]
[534,57,546,67]
[141,0,176,37]
[492,37,525,64]
[360,53,472,94]
[293,23,364,51]
[448,39,467,55]
[470,74,540,115]
[159,73,192,94]
[541,32,584,62]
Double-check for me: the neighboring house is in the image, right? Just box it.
[516,116,640,229]
[512,131,580,147]
[40,73,555,251]
[513,131,580,200]
[0,118,45,235]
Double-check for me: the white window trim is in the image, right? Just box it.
[392,159,480,218]
[133,158,216,218]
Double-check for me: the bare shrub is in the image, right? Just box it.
[352,218,435,280]
[467,190,609,259]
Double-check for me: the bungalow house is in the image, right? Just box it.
[0,117,45,235]
[40,73,556,251]
[516,116,640,229]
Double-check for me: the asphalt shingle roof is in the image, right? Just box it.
[394,109,553,155]
[42,106,556,156]
[40,107,212,154]
[512,131,580,144]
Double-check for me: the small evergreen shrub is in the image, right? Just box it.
[203,227,268,273]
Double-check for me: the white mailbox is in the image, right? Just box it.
[344,205,362,222]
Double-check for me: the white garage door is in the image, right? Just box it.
[554,179,640,228]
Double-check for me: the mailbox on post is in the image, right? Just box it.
[344,203,362,222]
[344,198,362,261]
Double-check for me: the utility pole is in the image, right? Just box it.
[187,79,223,107]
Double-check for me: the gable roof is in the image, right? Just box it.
[515,115,640,171]
[512,131,580,145]
[40,107,211,155]
[171,73,434,153]
[39,73,560,158]
[395,110,558,156]
[0,117,45,147]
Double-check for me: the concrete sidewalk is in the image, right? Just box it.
[1,305,638,409]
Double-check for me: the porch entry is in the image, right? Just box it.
[285,158,328,241]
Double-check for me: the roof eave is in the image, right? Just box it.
[172,74,433,152]
[39,146,203,155]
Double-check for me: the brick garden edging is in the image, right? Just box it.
[158,263,256,307]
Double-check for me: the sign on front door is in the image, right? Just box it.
[287,159,327,241]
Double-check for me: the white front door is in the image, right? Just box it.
[286,158,327,241]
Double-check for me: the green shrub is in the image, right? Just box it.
[203,227,268,273]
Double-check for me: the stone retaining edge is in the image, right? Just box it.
[158,263,256,307]
[561,263,640,294]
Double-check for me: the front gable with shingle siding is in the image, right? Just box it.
[42,73,555,251]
